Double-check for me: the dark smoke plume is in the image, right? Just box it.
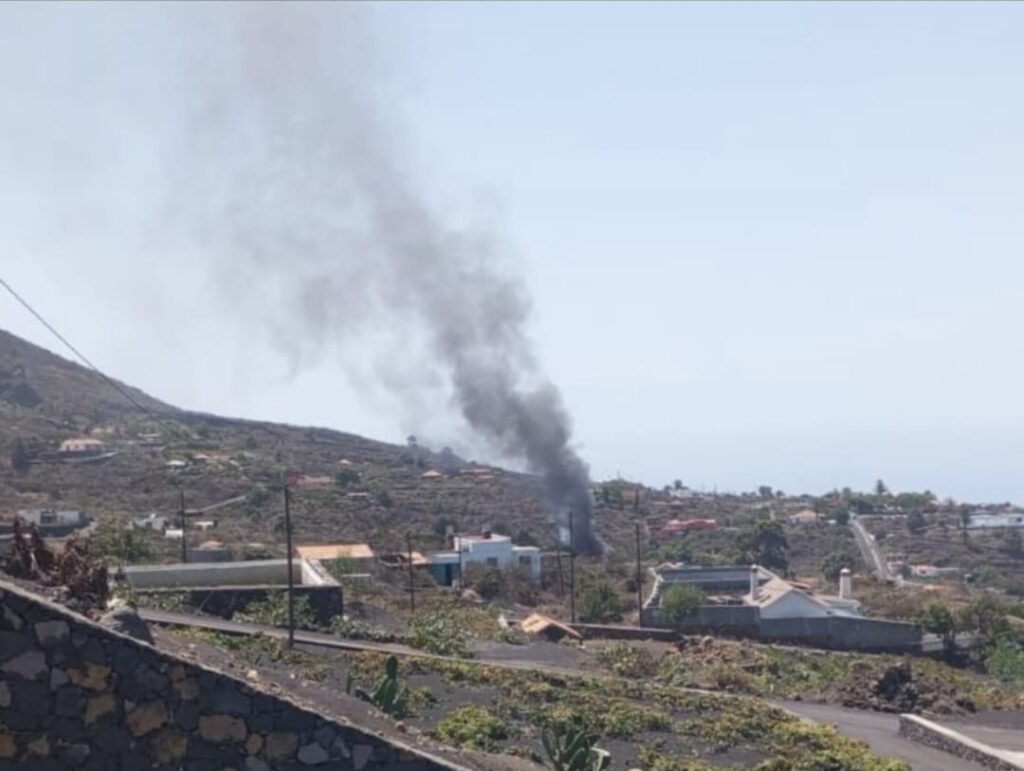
[172,5,603,553]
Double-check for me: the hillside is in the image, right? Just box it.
[0,327,583,554]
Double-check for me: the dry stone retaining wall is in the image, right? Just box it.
[0,580,461,770]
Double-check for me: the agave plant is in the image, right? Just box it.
[355,655,410,718]
[542,722,611,771]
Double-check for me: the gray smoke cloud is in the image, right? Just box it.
[168,4,604,553]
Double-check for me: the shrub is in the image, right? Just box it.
[660,584,703,624]
[93,520,151,565]
[987,639,1024,686]
[596,642,658,678]
[463,563,502,600]
[578,575,623,623]
[408,612,473,657]
[331,616,395,643]
[235,593,318,630]
[334,468,361,488]
[434,705,514,751]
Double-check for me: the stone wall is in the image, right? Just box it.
[0,580,462,770]
[898,714,1024,771]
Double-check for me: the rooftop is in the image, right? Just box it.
[296,543,375,561]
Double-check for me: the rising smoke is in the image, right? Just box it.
[171,5,604,553]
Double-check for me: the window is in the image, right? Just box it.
[518,555,532,567]
[486,557,498,567]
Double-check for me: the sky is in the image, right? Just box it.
[2,2,1024,502]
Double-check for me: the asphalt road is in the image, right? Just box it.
[850,516,894,581]
[779,702,987,771]
[141,609,987,771]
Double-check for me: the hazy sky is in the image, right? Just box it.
[3,2,1024,502]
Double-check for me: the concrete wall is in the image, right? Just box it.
[0,580,461,771]
[643,604,760,636]
[899,714,1024,771]
[124,560,322,589]
[759,616,920,652]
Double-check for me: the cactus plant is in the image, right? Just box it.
[355,655,410,718]
[542,722,611,771]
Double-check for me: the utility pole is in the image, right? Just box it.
[556,544,565,595]
[284,483,295,649]
[406,533,416,612]
[179,490,187,563]
[569,509,576,624]
[635,521,644,627]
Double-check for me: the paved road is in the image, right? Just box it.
[142,609,981,770]
[779,702,987,771]
[850,515,895,582]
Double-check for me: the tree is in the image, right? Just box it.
[986,639,1024,686]
[334,468,360,488]
[875,479,888,496]
[578,576,623,623]
[906,511,927,534]
[758,486,773,499]
[376,490,394,508]
[832,509,851,526]
[660,584,703,624]
[916,603,957,653]
[673,479,683,491]
[737,521,789,573]
[821,551,855,582]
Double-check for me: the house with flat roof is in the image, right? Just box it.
[427,531,541,587]
[59,437,105,455]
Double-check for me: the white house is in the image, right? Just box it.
[744,567,861,619]
[133,513,169,531]
[427,531,541,586]
[966,512,1024,530]
[59,438,105,455]
[16,509,86,528]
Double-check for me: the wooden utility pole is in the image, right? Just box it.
[556,545,565,595]
[406,533,416,612]
[569,509,576,624]
[284,484,295,649]
[179,490,187,563]
[635,521,644,627]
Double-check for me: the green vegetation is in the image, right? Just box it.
[915,603,957,652]
[234,592,318,630]
[660,584,703,623]
[434,705,515,751]
[93,519,152,565]
[408,611,473,657]
[334,467,361,487]
[354,655,410,718]
[821,551,856,582]
[330,616,394,642]
[986,638,1024,686]
[595,642,659,678]
[542,722,611,771]
[577,574,623,623]
[737,520,789,573]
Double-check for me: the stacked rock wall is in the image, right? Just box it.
[0,580,460,770]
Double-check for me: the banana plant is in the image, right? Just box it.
[355,655,410,718]
[542,723,611,771]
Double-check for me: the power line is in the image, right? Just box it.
[0,274,177,431]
